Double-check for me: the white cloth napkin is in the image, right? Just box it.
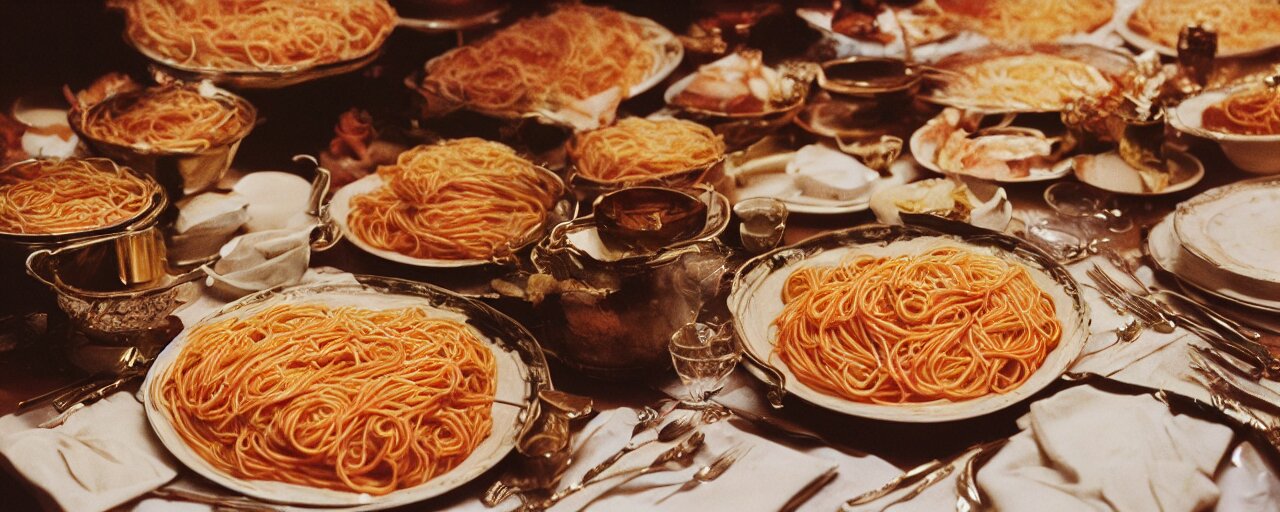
[201,228,312,299]
[0,392,178,512]
[977,386,1233,512]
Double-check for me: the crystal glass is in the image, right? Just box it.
[1043,181,1133,235]
[734,198,788,254]
[669,322,740,409]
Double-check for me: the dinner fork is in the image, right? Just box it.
[1086,265,1175,333]
[1103,249,1263,341]
[654,444,750,504]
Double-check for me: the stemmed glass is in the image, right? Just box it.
[1043,181,1134,235]
[669,322,740,410]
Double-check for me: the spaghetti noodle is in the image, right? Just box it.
[0,159,153,235]
[347,138,561,260]
[1128,0,1280,54]
[114,0,396,72]
[422,5,658,113]
[937,0,1113,42]
[79,85,252,152]
[568,118,724,183]
[1202,88,1280,135]
[774,246,1061,404]
[938,53,1115,111]
[158,304,497,495]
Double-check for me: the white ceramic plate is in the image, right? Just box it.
[1147,214,1280,313]
[730,227,1090,422]
[1071,149,1204,196]
[908,123,1073,183]
[1173,177,1280,289]
[331,170,563,268]
[724,152,917,215]
[142,278,536,509]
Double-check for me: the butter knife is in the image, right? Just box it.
[779,466,837,512]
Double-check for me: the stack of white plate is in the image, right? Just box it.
[1147,177,1280,312]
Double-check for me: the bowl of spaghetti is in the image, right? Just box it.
[111,0,397,88]
[413,5,682,131]
[1168,83,1280,174]
[0,157,166,249]
[566,117,726,197]
[142,275,543,507]
[1121,0,1280,58]
[69,82,256,196]
[729,224,1089,422]
[331,138,565,268]
[920,43,1132,113]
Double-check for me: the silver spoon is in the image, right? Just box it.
[578,415,697,484]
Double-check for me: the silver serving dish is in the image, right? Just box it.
[26,163,341,344]
[69,82,256,199]
[26,226,204,341]
[664,60,812,150]
[0,157,168,253]
[530,188,733,379]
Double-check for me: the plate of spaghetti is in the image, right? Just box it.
[332,138,565,267]
[143,275,542,508]
[0,157,163,240]
[566,117,725,194]
[70,82,255,155]
[935,0,1115,44]
[112,0,397,87]
[1168,83,1280,174]
[1121,0,1280,57]
[729,224,1089,422]
[921,44,1131,113]
[415,5,682,130]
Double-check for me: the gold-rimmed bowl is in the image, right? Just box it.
[69,82,256,199]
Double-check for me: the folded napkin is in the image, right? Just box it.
[0,392,178,512]
[202,228,312,299]
[543,408,841,512]
[977,386,1233,512]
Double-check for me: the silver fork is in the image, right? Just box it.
[1086,265,1175,332]
[654,444,751,504]
[1103,249,1263,341]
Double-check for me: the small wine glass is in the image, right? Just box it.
[1044,181,1134,235]
[734,198,788,254]
[669,322,740,410]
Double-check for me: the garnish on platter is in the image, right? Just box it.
[869,177,1012,231]
[910,108,1073,182]
[664,51,811,148]
[318,109,407,187]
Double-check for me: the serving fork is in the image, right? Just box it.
[1102,249,1263,341]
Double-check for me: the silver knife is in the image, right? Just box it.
[780,466,838,512]
[844,458,947,506]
